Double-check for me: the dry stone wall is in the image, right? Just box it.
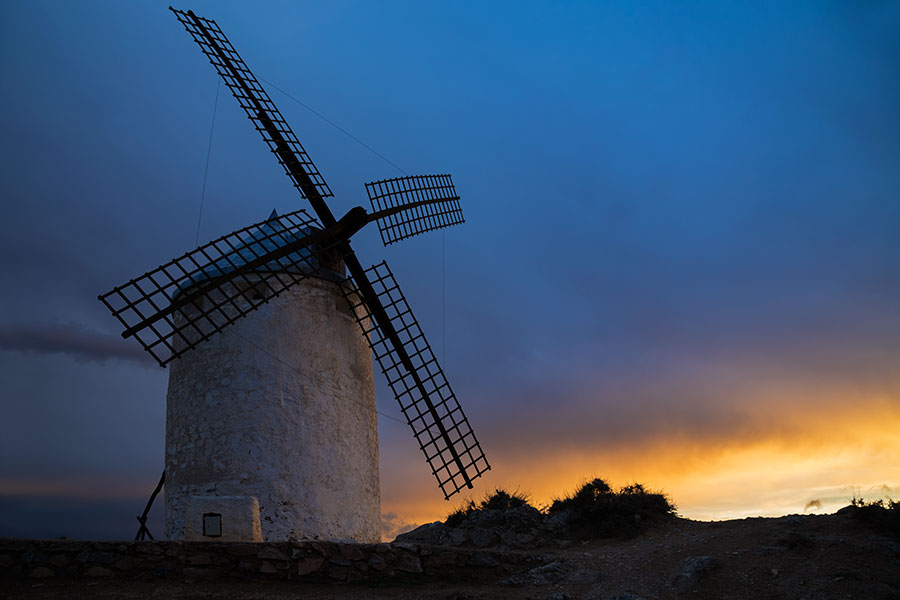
[0,539,533,582]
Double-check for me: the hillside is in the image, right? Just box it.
[3,508,898,599]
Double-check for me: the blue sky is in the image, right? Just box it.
[1,0,899,539]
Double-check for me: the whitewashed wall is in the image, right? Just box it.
[164,276,380,542]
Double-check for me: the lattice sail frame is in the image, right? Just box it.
[343,261,490,499]
[99,209,337,367]
[170,7,333,201]
[366,174,464,246]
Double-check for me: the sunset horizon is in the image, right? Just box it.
[2,0,898,548]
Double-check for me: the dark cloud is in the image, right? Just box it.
[804,500,822,512]
[0,322,155,368]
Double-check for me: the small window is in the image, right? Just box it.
[202,512,222,537]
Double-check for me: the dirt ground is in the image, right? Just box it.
[3,512,898,599]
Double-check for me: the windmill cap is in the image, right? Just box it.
[177,209,328,294]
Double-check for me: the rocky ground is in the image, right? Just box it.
[3,509,898,599]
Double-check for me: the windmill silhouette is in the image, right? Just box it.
[99,7,489,541]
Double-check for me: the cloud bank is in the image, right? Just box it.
[0,322,155,367]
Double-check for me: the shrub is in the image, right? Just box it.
[443,479,675,540]
[549,477,676,539]
[848,495,900,538]
[445,488,532,526]
[549,478,612,512]
[445,500,477,527]
[480,489,529,511]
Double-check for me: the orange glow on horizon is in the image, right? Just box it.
[381,398,900,532]
[4,394,896,541]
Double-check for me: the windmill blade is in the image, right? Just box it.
[342,261,490,499]
[98,209,339,367]
[366,174,465,246]
[170,7,334,210]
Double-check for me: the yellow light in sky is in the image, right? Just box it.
[380,397,900,533]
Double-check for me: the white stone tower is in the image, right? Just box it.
[163,221,380,543]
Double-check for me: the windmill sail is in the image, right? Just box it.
[365,174,465,246]
[170,7,333,205]
[167,7,490,499]
[99,209,334,367]
[343,261,490,499]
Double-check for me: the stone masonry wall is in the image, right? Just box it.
[165,275,380,542]
[0,539,533,582]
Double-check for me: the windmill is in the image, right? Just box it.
[99,7,489,542]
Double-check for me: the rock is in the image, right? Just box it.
[470,528,500,548]
[505,532,535,546]
[425,551,459,569]
[77,551,117,564]
[449,528,469,546]
[675,555,721,590]
[467,552,500,568]
[327,564,349,580]
[338,544,365,561]
[85,566,115,578]
[502,560,566,585]
[187,554,213,566]
[28,567,53,578]
[238,559,257,571]
[367,554,387,571]
[114,557,143,570]
[258,561,277,574]
[545,507,572,532]
[257,547,289,561]
[0,554,13,567]
[375,543,393,555]
[228,544,260,557]
[394,551,423,573]
[299,541,332,557]
[610,594,647,600]
[352,560,368,574]
[182,567,222,580]
[297,556,325,576]
[394,522,441,544]
[49,555,70,567]
[22,551,50,565]
[399,505,550,550]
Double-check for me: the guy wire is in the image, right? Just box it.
[261,76,407,177]
[192,76,452,428]
[195,79,220,246]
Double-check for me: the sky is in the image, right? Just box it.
[1,0,899,541]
